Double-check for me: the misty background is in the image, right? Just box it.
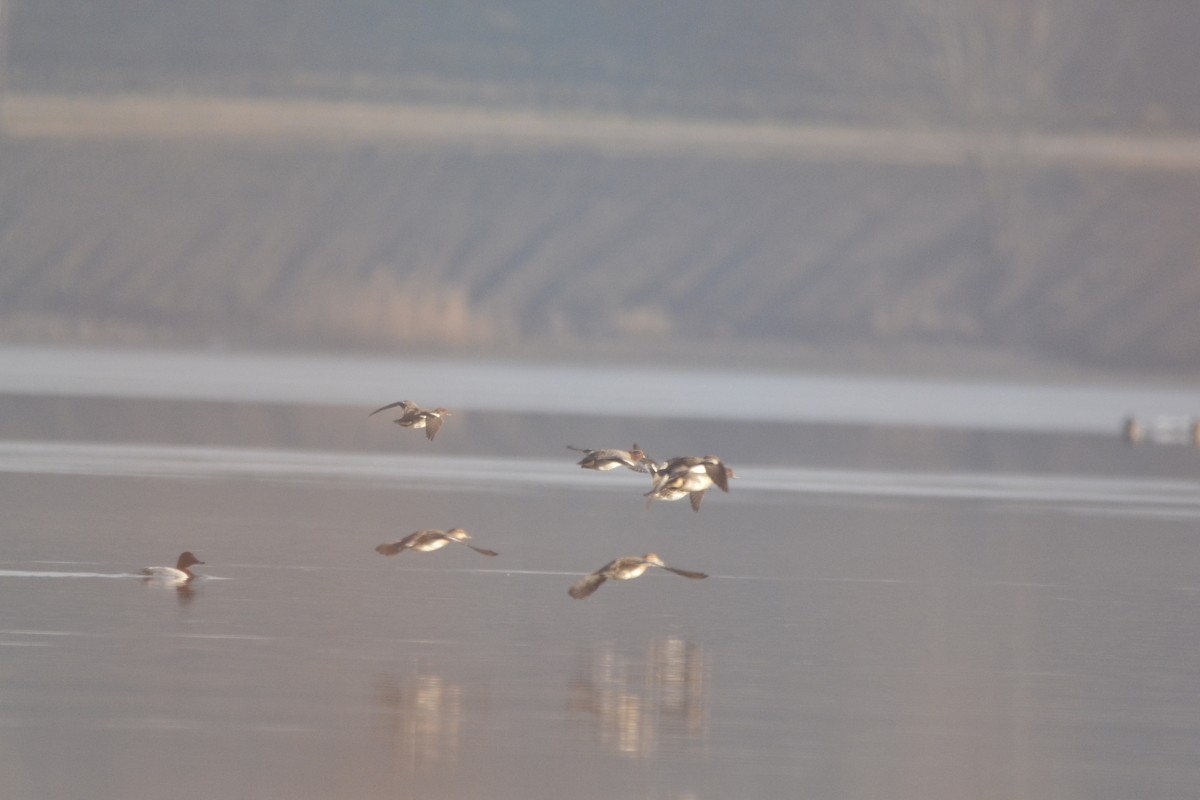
[2,1,1199,373]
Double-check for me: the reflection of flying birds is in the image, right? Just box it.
[568,553,707,599]
[644,455,735,511]
[141,551,205,583]
[369,400,451,440]
[567,443,656,473]
[375,528,498,558]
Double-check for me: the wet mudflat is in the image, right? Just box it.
[2,351,1200,800]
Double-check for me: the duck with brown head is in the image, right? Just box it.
[375,528,498,558]
[141,551,205,584]
[568,553,707,599]
[369,400,452,440]
[644,455,736,511]
[567,443,655,472]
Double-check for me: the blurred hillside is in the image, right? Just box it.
[1,1,1199,372]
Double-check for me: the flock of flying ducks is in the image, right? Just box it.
[143,399,734,600]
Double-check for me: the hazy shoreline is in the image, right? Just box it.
[2,344,1199,442]
[7,92,1200,169]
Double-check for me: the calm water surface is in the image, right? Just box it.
[2,348,1200,799]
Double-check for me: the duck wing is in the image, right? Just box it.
[375,542,407,556]
[568,573,608,599]
[628,457,659,474]
[705,462,731,492]
[661,565,708,580]
[369,400,412,417]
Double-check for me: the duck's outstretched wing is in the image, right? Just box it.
[460,542,498,557]
[424,415,444,440]
[661,565,708,580]
[369,400,412,417]
[569,573,608,599]
[609,453,645,470]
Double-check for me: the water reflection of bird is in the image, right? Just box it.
[369,400,451,440]
[568,553,707,599]
[375,528,498,558]
[141,551,204,584]
[375,673,464,768]
[567,443,655,473]
[644,455,735,511]
[173,583,196,606]
[569,637,710,756]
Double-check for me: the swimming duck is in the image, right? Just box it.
[567,443,655,473]
[141,551,205,584]
[375,528,498,557]
[644,456,736,510]
[568,553,707,599]
[369,400,451,441]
